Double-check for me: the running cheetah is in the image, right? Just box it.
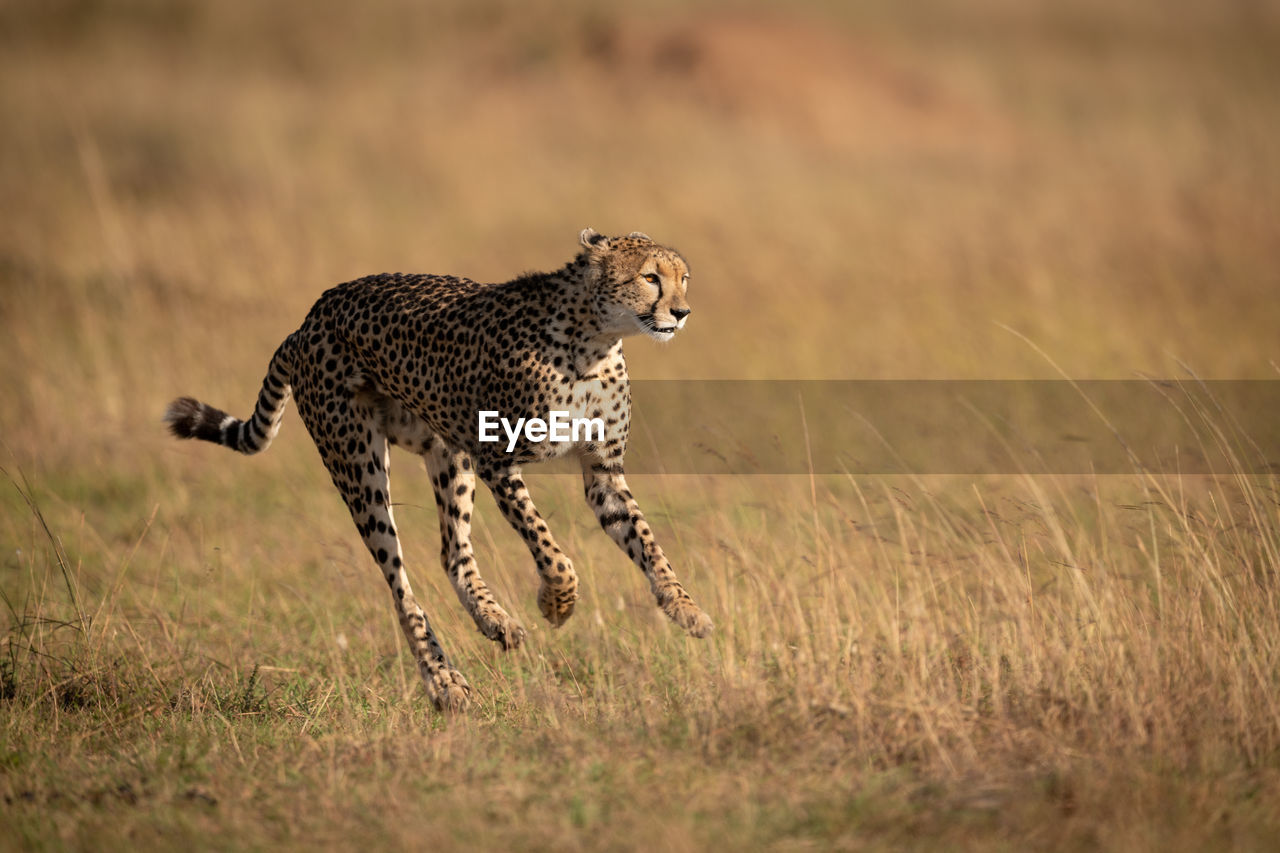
[165,229,712,712]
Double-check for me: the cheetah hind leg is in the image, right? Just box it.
[348,453,472,712]
[353,454,472,712]
[374,399,527,651]
[303,395,472,712]
[423,442,527,650]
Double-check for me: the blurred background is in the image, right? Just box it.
[3,6,1280,843]
[1,0,1278,465]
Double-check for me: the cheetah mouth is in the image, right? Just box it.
[636,312,678,340]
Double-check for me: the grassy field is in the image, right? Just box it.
[3,0,1280,848]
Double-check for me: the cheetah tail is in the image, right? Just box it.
[164,338,294,456]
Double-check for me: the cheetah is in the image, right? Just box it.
[165,229,712,712]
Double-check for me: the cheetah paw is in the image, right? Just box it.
[684,607,714,638]
[537,582,577,627]
[475,605,526,650]
[657,589,713,638]
[672,604,714,638]
[487,617,527,651]
[427,668,473,713]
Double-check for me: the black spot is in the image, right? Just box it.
[598,510,630,528]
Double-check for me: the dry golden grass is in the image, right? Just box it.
[2,0,1280,849]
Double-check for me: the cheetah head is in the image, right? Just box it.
[579,228,691,343]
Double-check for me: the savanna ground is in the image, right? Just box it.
[3,0,1280,849]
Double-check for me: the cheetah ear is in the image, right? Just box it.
[627,231,652,241]
[579,228,610,251]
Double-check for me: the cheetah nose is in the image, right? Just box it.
[671,307,691,321]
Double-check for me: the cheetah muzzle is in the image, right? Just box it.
[165,228,710,713]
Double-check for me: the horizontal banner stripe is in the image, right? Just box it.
[527,380,1279,475]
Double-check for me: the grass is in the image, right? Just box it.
[3,0,1280,849]
[5,466,1280,849]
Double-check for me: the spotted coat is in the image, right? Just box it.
[165,229,711,712]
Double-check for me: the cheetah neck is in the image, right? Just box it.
[535,264,623,347]
[512,264,625,379]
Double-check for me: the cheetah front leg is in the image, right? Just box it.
[479,465,579,627]
[581,459,713,637]
[423,442,527,650]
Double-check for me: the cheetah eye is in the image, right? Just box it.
[643,273,660,285]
